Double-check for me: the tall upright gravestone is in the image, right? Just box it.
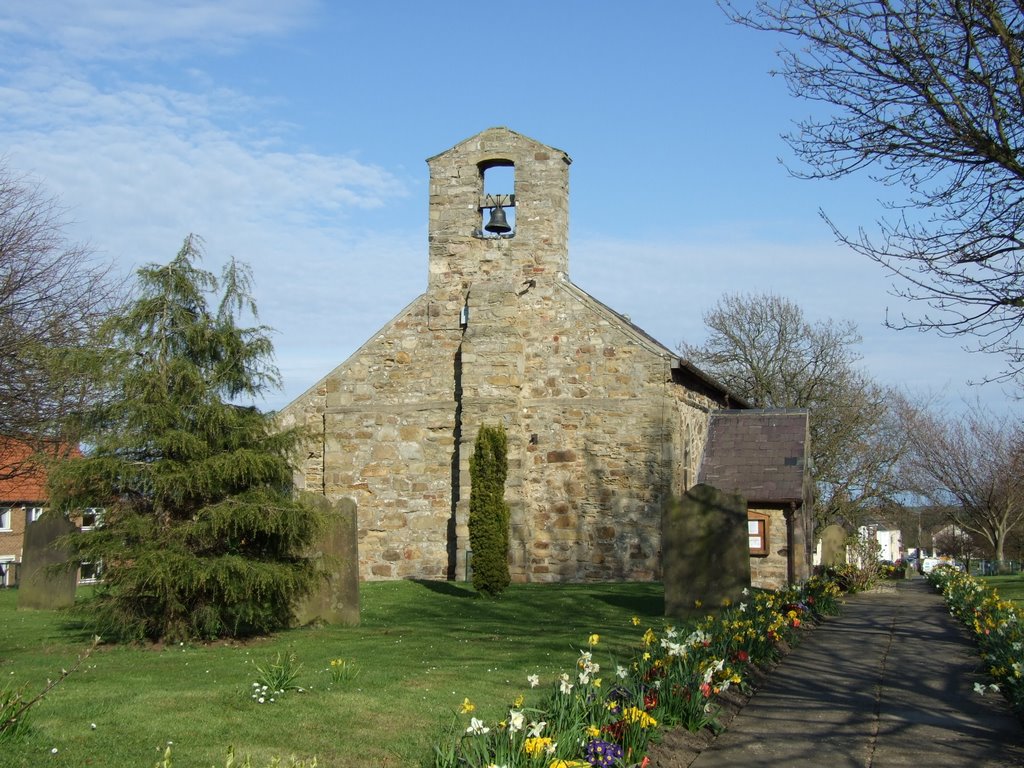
[18,514,77,610]
[294,495,360,626]
[663,484,750,619]
[818,523,848,568]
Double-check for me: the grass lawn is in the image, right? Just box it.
[981,574,1024,608]
[0,580,664,767]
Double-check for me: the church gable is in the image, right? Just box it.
[284,128,744,583]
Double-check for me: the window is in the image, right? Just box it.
[80,508,103,531]
[0,507,10,531]
[0,556,14,587]
[29,507,45,523]
[748,513,770,556]
[78,561,101,584]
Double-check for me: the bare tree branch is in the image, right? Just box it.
[682,292,908,528]
[898,400,1024,566]
[0,163,123,477]
[720,0,1024,382]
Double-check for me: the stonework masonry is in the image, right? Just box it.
[279,128,741,583]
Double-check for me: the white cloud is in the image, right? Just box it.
[3,0,320,60]
[0,3,417,412]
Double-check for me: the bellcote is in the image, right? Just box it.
[425,127,571,296]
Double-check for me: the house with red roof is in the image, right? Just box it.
[0,439,96,586]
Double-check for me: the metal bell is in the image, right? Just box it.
[484,205,511,234]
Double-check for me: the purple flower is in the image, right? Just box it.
[585,738,624,767]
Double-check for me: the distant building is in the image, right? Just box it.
[858,520,903,562]
[0,439,97,586]
[280,127,812,587]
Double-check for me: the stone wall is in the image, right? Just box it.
[279,296,462,580]
[749,504,790,590]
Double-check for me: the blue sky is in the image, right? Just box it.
[1,1,1014,414]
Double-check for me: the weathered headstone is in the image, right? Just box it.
[294,495,360,626]
[818,523,848,568]
[662,484,750,619]
[17,514,77,610]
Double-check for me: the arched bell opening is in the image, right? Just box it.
[476,160,516,238]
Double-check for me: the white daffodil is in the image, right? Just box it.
[508,710,525,733]
[559,673,574,694]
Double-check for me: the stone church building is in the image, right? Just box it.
[280,127,812,587]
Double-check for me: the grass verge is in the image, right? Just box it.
[0,580,663,767]
[981,574,1024,608]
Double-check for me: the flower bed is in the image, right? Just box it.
[928,567,1024,713]
[433,576,844,767]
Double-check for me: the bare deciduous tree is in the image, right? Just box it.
[900,403,1024,568]
[932,523,987,572]
[0,164,122,475]
[720,0,1024,381]
[682,292,908,529]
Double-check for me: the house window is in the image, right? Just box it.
[80,508,103,531]
[748,513,770,556]
[29,507,45,523]
[78,561,101,584]
[0,556,14,587]
[0,507,10,531]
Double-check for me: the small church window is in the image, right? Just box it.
[479,161,515,237]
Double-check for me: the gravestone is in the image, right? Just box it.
[662,484,750,619]
[294,495,360,626]
[18,514,77,610]
[818,523,848,568]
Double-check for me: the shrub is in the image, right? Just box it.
[468,423,510,597]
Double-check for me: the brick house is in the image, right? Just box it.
[0,440,48,586]
[0,439,98,586]
[280,127,812,586]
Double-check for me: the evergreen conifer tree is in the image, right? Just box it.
[468,423,510,596]
[48,235,323,642]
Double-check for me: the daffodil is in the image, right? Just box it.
[508,709,525,733]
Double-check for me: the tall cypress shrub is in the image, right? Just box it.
[469,423,510,596]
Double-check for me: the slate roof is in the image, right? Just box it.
[698,409,809,504]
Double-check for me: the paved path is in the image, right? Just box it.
[690,579,1024,767]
